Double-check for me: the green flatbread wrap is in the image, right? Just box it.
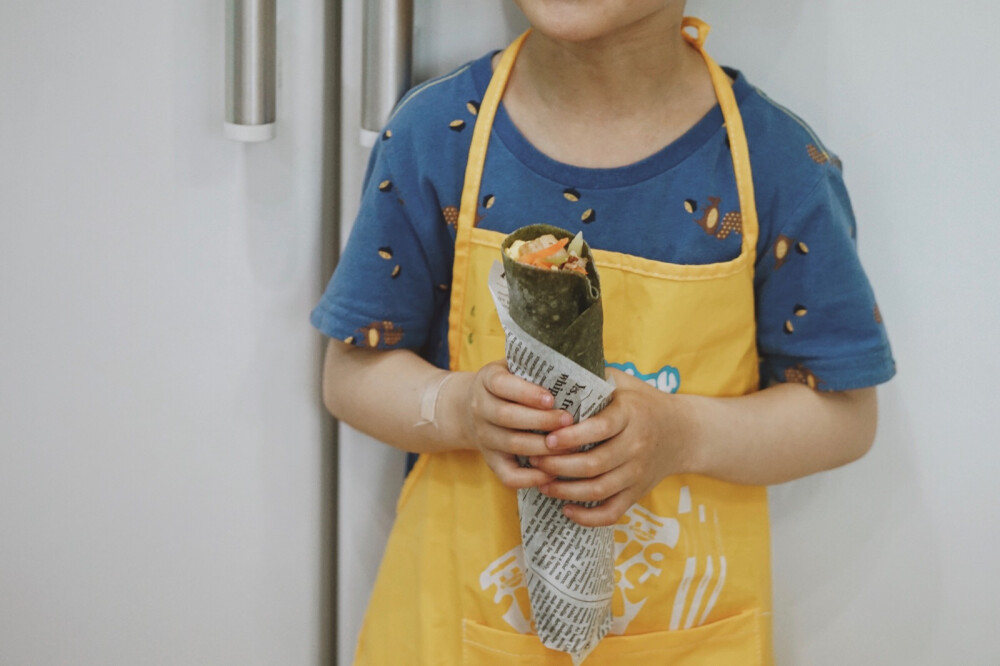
[500,224,605,379]
[499,224,615,661]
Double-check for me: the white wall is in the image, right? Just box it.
[687,0,1000,662]
[0,1,333,664]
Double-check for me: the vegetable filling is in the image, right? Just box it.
[505,231,589,274]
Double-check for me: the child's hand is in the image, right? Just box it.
[525,368,695,527]
[456,360,574,490]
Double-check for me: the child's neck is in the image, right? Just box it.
[502,16,717,169]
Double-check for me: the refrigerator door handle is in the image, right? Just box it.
[361,0,413,133]
[225,0,277,142]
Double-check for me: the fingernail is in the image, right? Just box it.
[540,393,554,407]
[528,457,538,467]
[559,412,573,427]
[546,434,558,449]
[539,484,549,494]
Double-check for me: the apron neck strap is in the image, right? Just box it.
[681,17,759,253]
[455,31,530,237]
[456,18,758,252]
[446,32,529,371]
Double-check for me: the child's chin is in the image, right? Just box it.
[516,0,677,45]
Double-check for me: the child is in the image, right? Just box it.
[312,1,895,663]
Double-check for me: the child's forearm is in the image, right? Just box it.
[321,339,475,454]
[682,383,878,486]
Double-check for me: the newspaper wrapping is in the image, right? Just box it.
[488,261,617,665]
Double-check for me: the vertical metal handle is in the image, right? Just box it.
[361,0,413,132]
[225,0,277,142]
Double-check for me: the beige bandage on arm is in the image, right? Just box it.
[414,371,458,429]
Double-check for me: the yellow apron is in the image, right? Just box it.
[354,18,773,665]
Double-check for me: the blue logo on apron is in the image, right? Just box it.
[607,361,681,394]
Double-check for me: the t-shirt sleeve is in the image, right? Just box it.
[755,167,896,391]
[310,137,447,353]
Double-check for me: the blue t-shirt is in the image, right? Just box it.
[312,52,895,392]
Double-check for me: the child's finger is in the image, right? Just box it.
[544,406,626,451]
[481,398,573,433]
[489,429,560,458]
[528,439,625,478]
[483,451,555,489]
[480,361,554,409]
[562,491,633,528]
[539,461,634,503]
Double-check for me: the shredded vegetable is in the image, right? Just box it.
[505,232,589,274]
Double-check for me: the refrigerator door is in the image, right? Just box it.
[0,2,330,664]
[337,2,527,664]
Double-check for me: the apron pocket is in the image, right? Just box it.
[461,610,764,665]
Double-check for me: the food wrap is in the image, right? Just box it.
[494,224,615,664]
[500,225,605,378]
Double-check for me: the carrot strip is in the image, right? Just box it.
[518,237,568,265]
